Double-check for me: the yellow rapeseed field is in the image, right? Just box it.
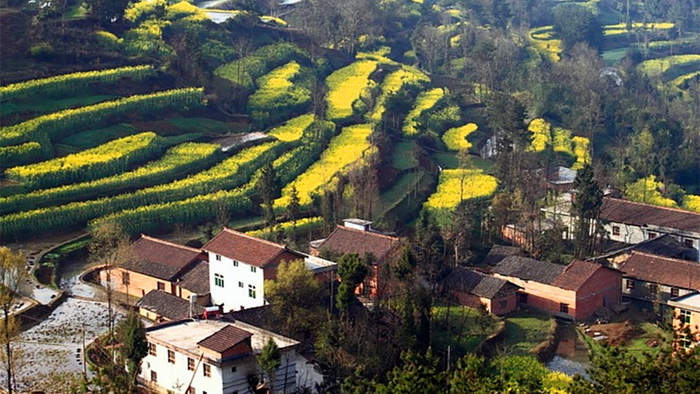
[442,123,478,151]
[424,169,498,211]
[368,67,428,122]
[403,88,444,136]
[527,118,551,152]
[325,60,378,121]
[267,114,315,142]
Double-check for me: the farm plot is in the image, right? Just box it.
[403,88,445,136]
[367,66,429,122]
[442,123,478,151]
[424,169,497,223]
[325,60,379,122]
[249,61,311,126]
[527,118,591,170]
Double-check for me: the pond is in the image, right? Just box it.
[546,322,590,378]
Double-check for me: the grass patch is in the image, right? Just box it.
[168,117,241,135]
[602,48,629,66]
[503,310,554,355]
[432,305,500,355]
[378,171,426,218]
[0,94,119,118]
[433,152,459,169]
[57,124,138,152]
[391,141,418,170]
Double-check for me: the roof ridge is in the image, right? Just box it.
[222,227,286,249]
[605,197,700,217]
[336,224,400,241]
[631,250,698,264]
[139,234,202,253]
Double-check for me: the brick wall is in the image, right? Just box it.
[453,291,517,316]
[575,268,621,320]
[494,274,577,318]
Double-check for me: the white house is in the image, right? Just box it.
[203,228,335,313]
[140,318,299,394]
[543,197,700,261]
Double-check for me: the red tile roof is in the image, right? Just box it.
[316,225,400,263]
[551,259,613,291]
[203,228,305,268]
[123,235,202,280]
[600,198,700,233]
[619,251,700,290]
[197,325,252,354]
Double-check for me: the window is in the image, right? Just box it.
[626,279,635,290]
[648,232,657,239]
[203,363,211,377]
[560,303,569,314]
[238,281,244,288]
[685,239,695,249]
[233,260,239,267]
[157,282,165,291]
[248,285,257,299]
[649,283,659,294]
[215,254,222,261]
[671,287,680,297]
[150,371,157,383]
[680,309,692,325]
[187,357,195,371]
[231,366,237,373]
[680,333,692,349]
[214,273,224,287]
[121,272,130,285]
[167,350,175,364]
[148,343,157,356]
[612,226,620,236]
[251,266,257,273]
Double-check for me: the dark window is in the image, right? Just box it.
[249,285,256,299]
[626,279,635,290]
[121,272,130,285]
[214,273,224,287]
[680,309,692,325]
[251,266,257,273]
[203,363,211,377]
[150,371,157,383]
[680,333,692,349]
[612,226,620,236]
[215,254,222,261]
[157,282,165,291]
[148,343,156,356]
[649,283,659,294]
[231,366,237,373]
[238,281,243,288]
[167,350,175,364]
[685,239,695,249]
[671,288,680,297]
[233,260,239,267]
[187,357,195,371]
[648,232,657,239]
[560,303,569,314]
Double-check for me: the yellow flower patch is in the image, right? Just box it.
[527,118,551,152]
[442,123,477,151]
[403,88,444,136]
[683,195,700,212]
[267,114,315,142]
[368,67,429,122]
[424,169,498,211]
[325,60,378,121]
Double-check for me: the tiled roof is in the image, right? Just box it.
[492,256,565,284]
[178,261,210,295]
[482,245,522,266]
[203,228,305,268]
[600,198,700,233]
[551,259,612,291]
[137,290,204,321]
[632,235,696,259]
[123,235,202,280]
[317,225,400,263]
[197,325,253,354]
[445,268,520,299]
[619,251,700,290]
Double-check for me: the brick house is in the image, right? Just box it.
[101,235,210,305]
[444,267,520,315]
[668,293,700,350]
[310,219,401,297]
[492,256,622,320]
[617,251,700,307]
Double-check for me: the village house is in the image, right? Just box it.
[544,197,700,261]
[592,234,697,264]
[137,290,206,322]
[616,251,700,310]
[100,235,210,306]
[310,219,401,297]
[492,256,622,320]
[141,318,299,394]
[204,228,336,313]
[668,293,700,350]
[444,267,521,315]
[482,244,522,266]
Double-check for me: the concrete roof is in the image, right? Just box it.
[669,292,700,313]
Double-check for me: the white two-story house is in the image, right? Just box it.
[203,228,307,312]
[141,318,299,394]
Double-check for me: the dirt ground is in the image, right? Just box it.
[581,305,665,348]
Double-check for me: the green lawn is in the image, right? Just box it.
[503,310,555,355]
[432,305,500,355]
[391,141,418,170]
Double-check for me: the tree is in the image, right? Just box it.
[88,0,131,25]
[258,337,281,392]
[487,93,529,192]
[552,3,604,51]
[257,162,279,228]
[286,186,301,246]
[264,260,325,337]
[0,248,27,394]
[336,254,368,313]
[116,312,147,391]
[571,164,603,258]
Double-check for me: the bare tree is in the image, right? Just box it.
[0,247,28,394]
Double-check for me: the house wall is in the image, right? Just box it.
[622,277,695,304]
[100,268,170,298]
[493,274,577,319]
[140,342,224,394]
[672,306,700,350]
[575,268,622,320]
[453,291,517,316]
[208,252,265,312]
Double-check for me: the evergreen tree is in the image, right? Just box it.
[571,164,603,258]
[258,337,281,392]
[257,163,279,228]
